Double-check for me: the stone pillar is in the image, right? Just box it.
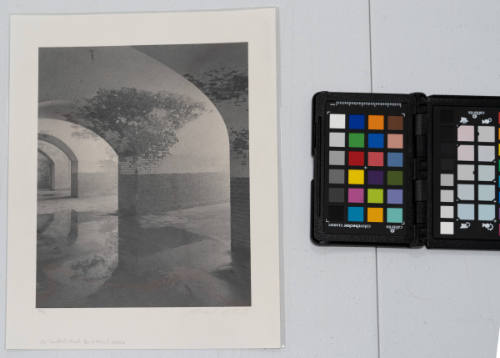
[230,177,250,253]
[118,158,139,216]
[70,161,78,198]
[229,175,251,294]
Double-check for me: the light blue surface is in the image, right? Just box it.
[457,183,474,201]
[478,184,495,202]
[3,0,500,357]
[478,164,495,181]
[478,204,495,221]
[457,203,474,220]
[373,0,500,357]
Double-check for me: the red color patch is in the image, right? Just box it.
[348,151,364,166]
[367,152,384,167]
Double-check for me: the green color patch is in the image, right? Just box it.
[348,133,364,148]
[367,188,384,204]
[387,170,403,186]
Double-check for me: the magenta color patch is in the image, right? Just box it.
[348,188,364,203]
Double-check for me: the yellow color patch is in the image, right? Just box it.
[367,207,384,222]
[368,115,384,130]
[348,169,364,185]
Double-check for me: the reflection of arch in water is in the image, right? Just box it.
[38,133,78,197]
[36,209,117,308]
[37,149,55,190]
[37,210,78,242]
[37,213,55,234]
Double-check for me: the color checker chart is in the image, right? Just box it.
[314,92,500,250]
[326,102,409,237]
[433,107,500,240]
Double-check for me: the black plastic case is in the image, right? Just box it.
[312,91,500,250]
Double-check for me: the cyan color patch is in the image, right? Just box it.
[347,206,364,222]
[386,208,403,223]
[349,114,365,130]
[387,152,403,167]
[368,133,384,148]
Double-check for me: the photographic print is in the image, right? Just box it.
[8,9,279,349]
[36,44,250,307]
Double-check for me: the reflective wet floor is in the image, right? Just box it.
[36,195,250,307]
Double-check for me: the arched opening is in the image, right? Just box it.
[38,118,119,199]
[38,140,72,195]
[37,118,120,307]
[133,45,250,256]
[38,133,78,197]
[37,150,54,190]
[38,47,229,217]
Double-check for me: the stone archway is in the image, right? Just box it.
[38,140,72,192]
[133,44,250,255]
[37,149,55,190]
[38,133,78,197]
[38,47,230,222]
[38,118,119,199]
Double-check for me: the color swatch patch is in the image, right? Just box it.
[327,111,404,227]
[437,108,500,238]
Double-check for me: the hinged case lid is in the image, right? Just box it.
[426,95,500,250]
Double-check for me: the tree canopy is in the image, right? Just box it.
[184,67,247,107]
[73,87,204,159]
[184,67,249,165]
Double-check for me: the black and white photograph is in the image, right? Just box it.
[36,44,251,308]
[7,9,280,349]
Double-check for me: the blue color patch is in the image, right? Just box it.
[349,114,365,130]
[387,152,403,167]
[368,133,384,148]
[347,206,364,222]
